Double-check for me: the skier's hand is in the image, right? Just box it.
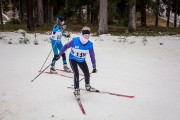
[92,68,97,73]
[53,54,60,61]
[66,34,71,38]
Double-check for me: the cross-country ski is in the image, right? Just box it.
[44,71,73,78]
[73,92,86,115]
[56,69,84,76]
[68,86,135,98]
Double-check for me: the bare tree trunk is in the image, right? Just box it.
[128,3,136,32]
[47,0,52,23]
[18,0,23,22]
[174,0,178,27]
[141,0,146,27]
[26,0,34,31]
[38,0,44,26]
[65,0,68,21]
[98,0,108,35]
[166,0,171,27]
[0,2,3,25]
[44,0,52,23]
[155,0,159,27]
[50,5,53,21]
[87,4,90,23]
[78,5,82,24]
[90,0,98,24]
[91,11,98,24]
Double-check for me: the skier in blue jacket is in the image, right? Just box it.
[50,16,71,73]
[53,26,97,99]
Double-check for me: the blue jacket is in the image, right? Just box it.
[51,24,66,42]
[59,37,96,68]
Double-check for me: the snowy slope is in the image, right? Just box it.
[0,32,180,120]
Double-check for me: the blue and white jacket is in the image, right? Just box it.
[59,37,96,68]
[51,24,66,42]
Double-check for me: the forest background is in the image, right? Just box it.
[0,0,180,35]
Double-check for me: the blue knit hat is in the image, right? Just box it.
[57,16,64,22]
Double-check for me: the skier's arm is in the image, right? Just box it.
[59,40,73,56]
[62,33,70,38]
[89,46,96,69]
[52,24,58,33]
[62,33,66,36]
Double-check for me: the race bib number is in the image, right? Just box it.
[52,31,62,40]
[71,48,88,59]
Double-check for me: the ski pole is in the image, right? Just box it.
[39,43,56,72]
[71,72,92,86]
[31,62,53,82]
[79,72,92,82]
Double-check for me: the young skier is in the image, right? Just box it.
[53,26,97,99]
[50,16,71,73]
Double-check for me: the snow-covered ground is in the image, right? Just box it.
[0,31,180,120]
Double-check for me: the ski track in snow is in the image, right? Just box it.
[0,32,180,120]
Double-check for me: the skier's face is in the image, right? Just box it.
[83,34,90,39]
[61,21,65,25]
[57,19,65,26]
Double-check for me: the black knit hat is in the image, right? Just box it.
[57,16,64,22]
[82,30,90,35]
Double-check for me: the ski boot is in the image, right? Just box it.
[85,84,98,92]
[50,66,57,74]
[63,64,71,72]
[74,88,80,100]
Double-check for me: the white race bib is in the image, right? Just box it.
[71,47,88,59]
[52,31,62,40]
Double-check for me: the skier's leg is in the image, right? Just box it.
[69,59,79,89]
[69,59,80,99]
[78,61,97,92]
[57,42,67,64]
[78,61,90,85]
[50,41,58,73]
[58,42,71,72]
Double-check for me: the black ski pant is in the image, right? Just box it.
[69,59,90,89]
[51,53,66,66]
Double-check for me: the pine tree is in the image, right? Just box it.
[38,0,44,26]
[26,0,34,31]
[128,0,136,32]
[98,0,108,34]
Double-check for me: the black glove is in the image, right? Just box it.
[66,34,70,38]
[53,54,60,61]
[92,68,97,73]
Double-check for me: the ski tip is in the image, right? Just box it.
[96,90,100,92]
[125,95,135,98]
[67,87,73,89]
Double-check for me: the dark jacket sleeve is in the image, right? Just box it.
[89,46,96,68]
[59,40,73,56]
